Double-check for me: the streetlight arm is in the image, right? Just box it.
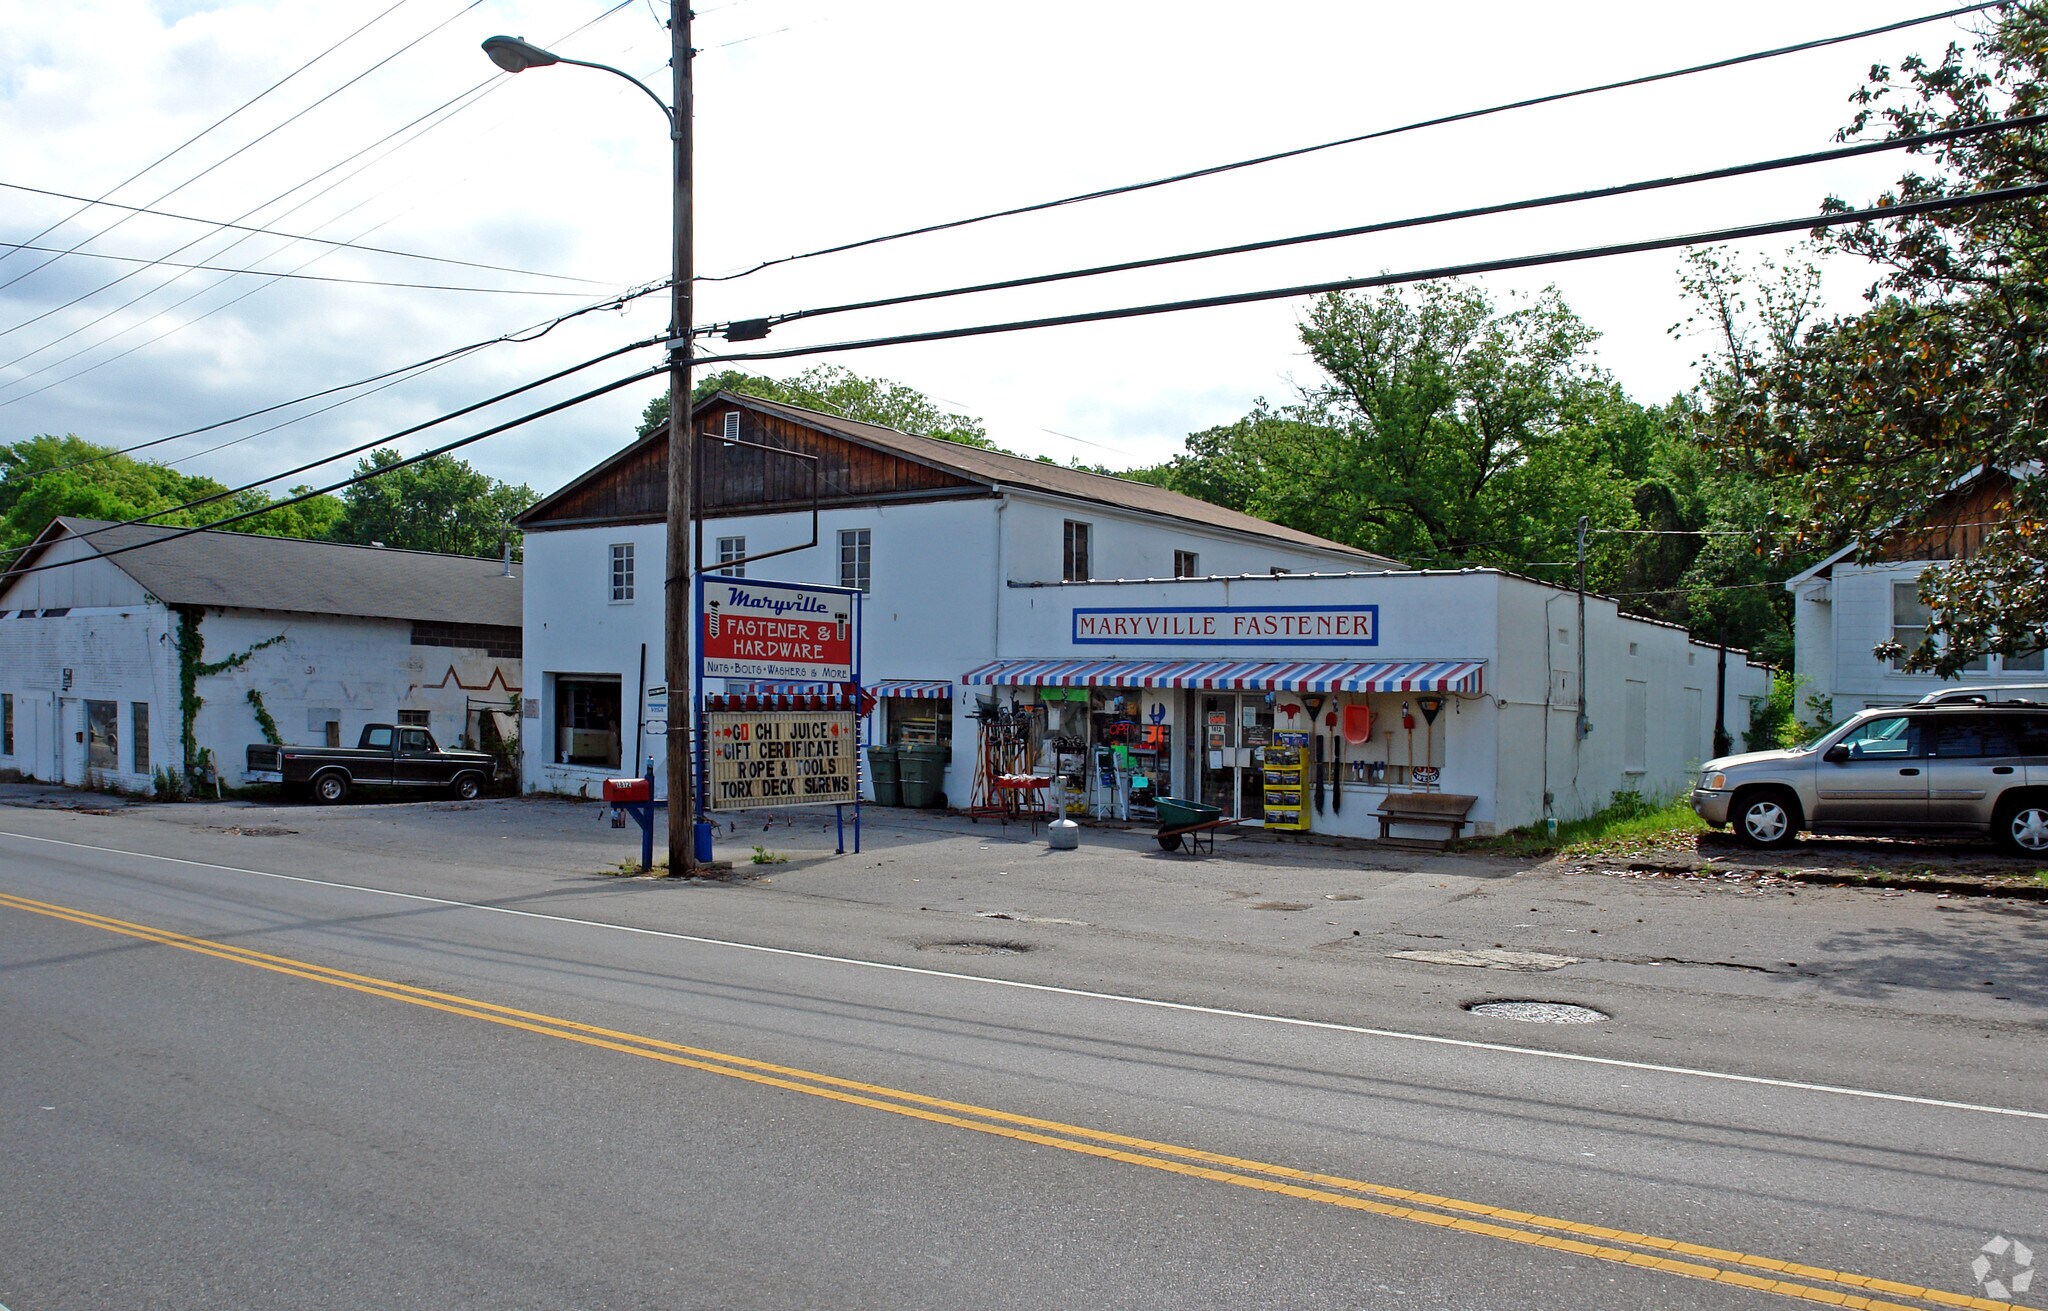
[479,36,676,134]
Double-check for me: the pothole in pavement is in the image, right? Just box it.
[208,825,299,837]
[1465,1000,1609,1024]
[1250,901,1311,911]
[918,940,1037,955]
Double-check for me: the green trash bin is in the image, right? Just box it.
[899,744,948,809]
[866,744,903,806]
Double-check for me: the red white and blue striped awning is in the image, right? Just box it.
[726,679,951,699]
[959,657,1484,695]
[703,692,858,712]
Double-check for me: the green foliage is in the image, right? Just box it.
[246,689,281,746]
[175,609,204,773]
[1693,7,2048,675]
[1739,671,1837,752]
[0,435,347,557]
[332,449,538,558]
[644,365,993,449]
[750,845,789,865]
[1476,790,1704,858]
[152,766,185,801]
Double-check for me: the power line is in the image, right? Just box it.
[0,0,485,312]
[0,180,613,286]
[0,358,659,573]
[696,182,2048,367]
[0,239,603,296]
[14,284,663,479]
[715,111,2048,338]
[0,0,422,282]
[696,1,2004,285]
[0,2,639,392]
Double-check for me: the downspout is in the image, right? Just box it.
[991,487,1007,658]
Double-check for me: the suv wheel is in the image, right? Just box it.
[312,772,349,805]
[1996,798,2048,855]
[450,773,484,801]
[1732,788,1799,849]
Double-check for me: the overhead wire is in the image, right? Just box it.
[695,1,2006,284]
[0,364,666,581]
[0,0,488,317]
[0,1,641,400]
[0,180,615,286]
[17,281,668,478]
[713,111,2048,337]
[695,183,2048,366]
[0,239,604,296]
[0,0,423,283]
[0,335,668,565]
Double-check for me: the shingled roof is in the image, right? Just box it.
[3,518,521,628]
[522,391,1403,568]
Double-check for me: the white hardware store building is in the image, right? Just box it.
[516,392,1767,840]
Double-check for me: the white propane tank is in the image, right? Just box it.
[1048,775,1079,850]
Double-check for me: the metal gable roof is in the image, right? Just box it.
[7,519,522,628]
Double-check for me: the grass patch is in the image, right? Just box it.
[1473,790,1706,859]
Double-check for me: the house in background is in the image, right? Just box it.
[1785,469,2042,717]
[0,518,522,791]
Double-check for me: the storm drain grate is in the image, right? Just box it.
[1466,1000,1609,1024]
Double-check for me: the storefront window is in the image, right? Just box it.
[888,699,952,751]
[554,676,622,768]
[86,700,118,772]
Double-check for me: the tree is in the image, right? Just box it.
[0,435,346,557]
[332,449,537,558]
[1716,5,2048,674]
[638,364,992,448]
[1154,281,1648,577]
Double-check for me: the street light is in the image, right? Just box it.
[483,26,699,875]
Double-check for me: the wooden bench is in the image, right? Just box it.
[1374,792,1479,850]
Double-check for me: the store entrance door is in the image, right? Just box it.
[1198,693,1271,821]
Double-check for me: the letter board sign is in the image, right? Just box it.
[706,710,858,810]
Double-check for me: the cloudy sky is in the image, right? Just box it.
[0,0,1994,504]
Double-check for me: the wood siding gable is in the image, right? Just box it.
[520,396,987,529]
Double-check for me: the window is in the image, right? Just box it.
[2004,644,2045,673]
[721,411,741,442]
[839,528,871,593]
[1928,715,2017,759]
[718,535,746,578]
[3,693,12,755]
[554,676,622,768]
[1890,581,1927,670]
[132,703,149,774]
[363,725,395,751]
[1891,579,1986,670]
[1173,550,1199,579]
[86,700,118,773]
[610,542,635,602]
[1837,715,1920,759]
[399,728,435,754]
[398,709,432,728]
[1063,520,1091,582]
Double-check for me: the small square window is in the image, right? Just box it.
[1063,521,1091,582]
[718,535,746,579]
[398,709,431,728]
[1173,550,1199,579]
[839,528,871,593]
[610,542,635,602]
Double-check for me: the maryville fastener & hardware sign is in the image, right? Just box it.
[701,579,854,681]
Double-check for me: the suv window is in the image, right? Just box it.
[2017,714,2048,757]
[1836,716,1919,759]
[1926,714,2019,758]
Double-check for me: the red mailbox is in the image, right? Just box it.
[603,777,651,803]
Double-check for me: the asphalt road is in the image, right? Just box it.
[3,802,2045,1309]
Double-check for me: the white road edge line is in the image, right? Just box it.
[6,827,2046,1123]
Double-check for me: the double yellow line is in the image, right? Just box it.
[2,888,2029,1311]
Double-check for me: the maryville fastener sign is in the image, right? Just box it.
[701,578,855,681]
[706,710,858,810]
[1072,604,1378,646]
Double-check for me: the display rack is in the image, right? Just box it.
[1262,739,1308,831]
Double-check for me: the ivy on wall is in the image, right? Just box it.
[174,606,286,772]
[246,689,281,746]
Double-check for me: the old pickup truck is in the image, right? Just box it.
[246,724,498,803]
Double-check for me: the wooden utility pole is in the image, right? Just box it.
[664,2,696,874]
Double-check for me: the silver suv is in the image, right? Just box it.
[1692,702,2048,852]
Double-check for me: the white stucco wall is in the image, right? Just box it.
[0,598,518,791]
